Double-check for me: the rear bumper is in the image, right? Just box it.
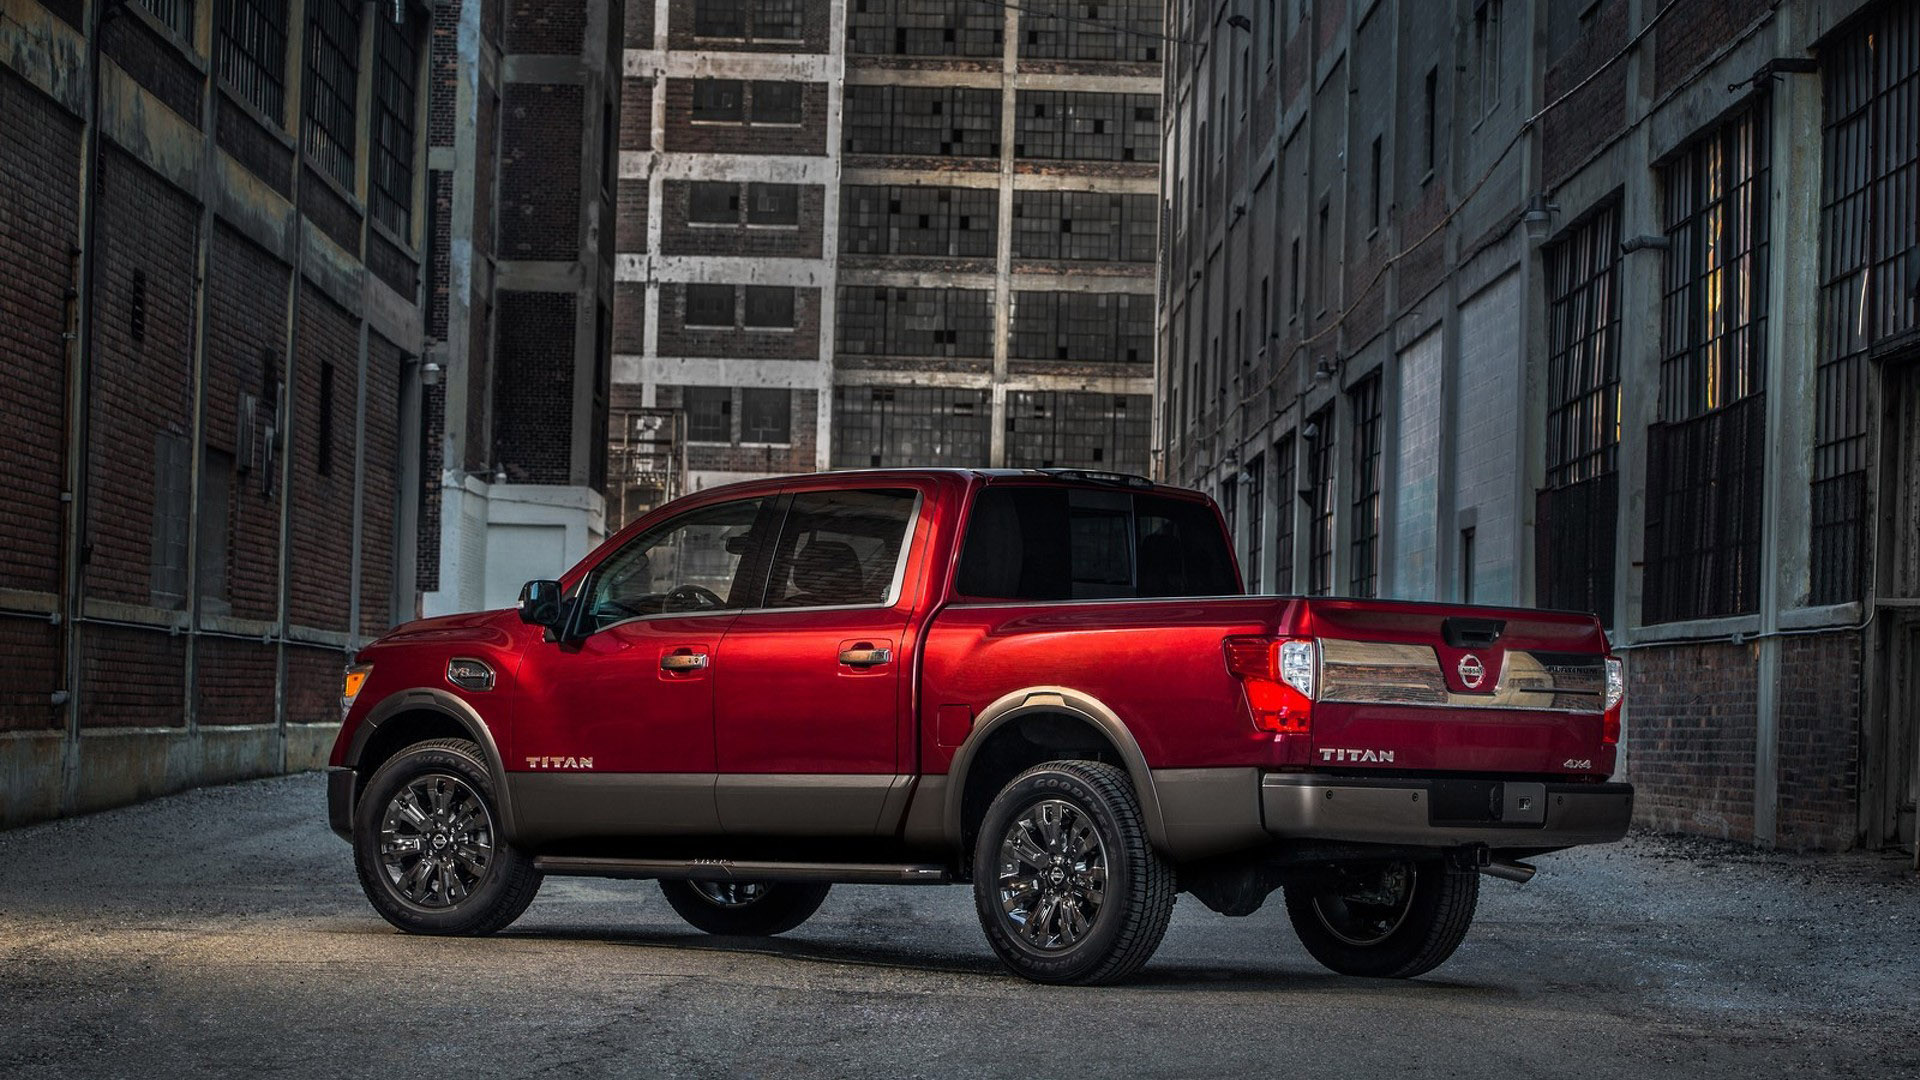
[327,767,356,842]
[1260,773,1634,849]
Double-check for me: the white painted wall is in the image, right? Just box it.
[1453,271,1522,604]
[1392,328,1442,600]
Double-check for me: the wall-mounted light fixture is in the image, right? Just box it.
[1522,193,1560,245]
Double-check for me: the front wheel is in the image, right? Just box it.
[659,880,831,936]
[972,760,1177,985]
[1282,859,1478,978]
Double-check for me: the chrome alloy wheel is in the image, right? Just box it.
[689,881,767,907]
[995,798,1109,951]
[1312,861,1417,947]
[378,773,496,908]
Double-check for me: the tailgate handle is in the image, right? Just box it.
[1442,617,1505,648]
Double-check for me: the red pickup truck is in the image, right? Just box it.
[328,468,1630,984]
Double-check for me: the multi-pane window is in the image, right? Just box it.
[369,9,420,237]
[1008,292,1152,363]
[1347,376,1382,597]
[1643,104,1771,624]
[684,285,736,327]
[138,0,193,37]
[691,80,746,122]
[684,387,733,443]
[835,287,994,357]
[694,0,746,36]
[693,0,801,40]
[743,286,796,328]
[1245,453,1265,593]
[1815,3,1917,605]
[689,182,740,223]
[754,0,802,40]
[1014,92,1159,162]
[846,0,1002,57]
[1003,393,1150,473]
[1272,433,1295,593]
[1306,409,1335,595]
[303,0,362,188]
[839,186,997,257]
[740,388,792,444]
[1537,204,1621,624]
[1011,191,1156,261]
[842,85,1000,157]
[217,0,288,122]
[751,81,803,125]
[832,386,991,467]
[1019,0,1161,63]
[747,183,800,225]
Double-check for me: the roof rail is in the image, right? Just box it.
[1035,468,1155,489]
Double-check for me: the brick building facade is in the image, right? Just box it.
[610,0,1162,521]
[0,0,618,826]
[1160,0,1919,851]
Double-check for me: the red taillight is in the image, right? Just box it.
[1224,636,1316,735]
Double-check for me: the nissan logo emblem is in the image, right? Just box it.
[1458,654,1486,689]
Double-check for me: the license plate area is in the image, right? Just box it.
[1427,780,1548,827]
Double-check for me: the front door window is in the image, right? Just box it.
[582,497,769,631]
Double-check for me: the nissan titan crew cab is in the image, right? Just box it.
[329,469,1632,985]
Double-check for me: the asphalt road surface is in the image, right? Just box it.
[2,772,1916,1079]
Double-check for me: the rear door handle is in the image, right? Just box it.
[660,650,709,672]
[838,645,892,668]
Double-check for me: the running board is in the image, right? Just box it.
[532,856,953,886]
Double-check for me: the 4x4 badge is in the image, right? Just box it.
[1457,654,1486,689]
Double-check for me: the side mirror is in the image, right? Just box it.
[517,579,565,629]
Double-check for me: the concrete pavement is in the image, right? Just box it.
[0,772,1915,1078]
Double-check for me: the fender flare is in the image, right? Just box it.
[346,688,521,841]
[942,686,1170,853]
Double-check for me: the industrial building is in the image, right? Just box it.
[1159,0,1917,851]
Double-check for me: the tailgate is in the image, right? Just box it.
[1299,599,1616,777]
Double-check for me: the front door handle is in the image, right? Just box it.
[838,645,892,668]
[660,650,709,672]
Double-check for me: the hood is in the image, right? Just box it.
[362,608,521,652]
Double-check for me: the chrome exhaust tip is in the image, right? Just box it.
[1481,859,1537,884]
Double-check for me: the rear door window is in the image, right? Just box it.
[763,489,918,609]
[956,486,1239,601]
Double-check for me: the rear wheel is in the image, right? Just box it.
[658,880,831,936]
[1283,859,1478,978]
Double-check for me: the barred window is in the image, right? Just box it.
[746,182,799,226]
[740,388,792,444]
[846,0,1002,57]
[1008,291,1152,363]
[1272,433,1295,593]
[1537,203,1621,624]
[1348,375,1381,598]
[303,0,362,188]
[684,285,736,327]
[691,80,745,122]
[751,81,803,125]
[744,286,796,329]
[1642,106,1771,624]
[1019,0,1161,63]
[369,9,420,238]
[1012,191,1156,262]
[832,386,991,467]
[689,182,740,224]
[1306,410,1335,595]
[684,387,732,442]
[1014,91,1159,162]
[842,85,1000,158]
[217,0,288,122]
[1244,452,1265,593]
[839,185,998,258]
[138,0,193,38]
[835,286,994,357]
[1815,3,1917,605]
[1004,392,1149,473]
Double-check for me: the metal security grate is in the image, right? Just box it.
[216,0,287,122]
[831,386,991,467]
[303,0,362,188]
[370,8,420,237]
[1348,375,1381,598]
[138,0,194,37]
[1643,394,1767,623]
[1535,474,1616,621]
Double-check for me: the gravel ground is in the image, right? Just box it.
[1,772,1915,1079]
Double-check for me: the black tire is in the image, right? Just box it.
[1283,859,1478,978]
[352,738,543,936]
[659,880,831,936]
[972,760,1177,985]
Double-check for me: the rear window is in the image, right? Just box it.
[955,486,1239,601]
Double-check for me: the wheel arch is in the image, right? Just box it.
[943,687,1170,858]
[345,688,520,840]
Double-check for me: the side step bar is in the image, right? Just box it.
[533,856,953,886]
